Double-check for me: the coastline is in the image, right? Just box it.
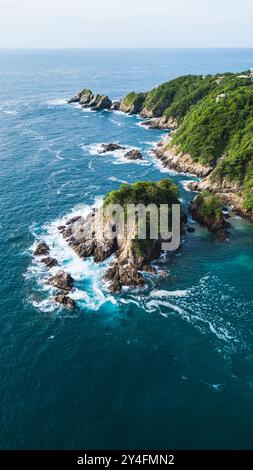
[68,83,253,223]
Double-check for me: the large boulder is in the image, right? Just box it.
[89,94,112,110]
[111,100,121,110]
[54,294,76,310]
[48,270,74,292]
[79,89,94,105]
[41,257,58,268]
[68,88,93,104]
[34,242,49,257]
[124,149,143,160]
[98,143,126,154]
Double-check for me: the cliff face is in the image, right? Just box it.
[154,135,212,177]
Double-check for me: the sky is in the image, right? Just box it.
[0,0,253,49]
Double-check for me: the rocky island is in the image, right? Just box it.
[34,179,184,305]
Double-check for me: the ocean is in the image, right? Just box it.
[1,48,253,449]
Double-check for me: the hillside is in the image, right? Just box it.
[121,72,253,215]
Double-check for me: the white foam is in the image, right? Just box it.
[181,179,198,192]
[47,99,67,106]
[109,118,123,127]
[88,161,94,172]
[108,176,128,184]
[136,121,149,129]
[142,275,246,349]
[29,200,117,312]
[82,143,150,166]
[212,384,222,391]
[4,110,18,115]
[55,150,64,160]
[151,289,189,298]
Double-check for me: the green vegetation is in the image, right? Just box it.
[104,179,179,208]
[194,192,223,219]
[122,71,253,210]
[120,92,147,114]
[104,179,180,257]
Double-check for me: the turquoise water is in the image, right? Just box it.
[1,49,253,449]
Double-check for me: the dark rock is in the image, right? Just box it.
[217,230,229,242]
[186,226,195,233]
[142,265,157,274]
[54,293,76,310]
[34,242,49,256]
[93,240,116,262]
[61,227,72,239]
[98,143,126,154]
[70,240,96,258]
[89,94,112,110]
[66,216,82,225]
[41,257,58,268]
[58,225,65,231]
[111,100,121,110]
[124,149,143,160]
[80,90,94,105]
[68,88,93,105]
[48,270,74,292]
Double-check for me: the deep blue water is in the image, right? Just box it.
[1,49,253,449]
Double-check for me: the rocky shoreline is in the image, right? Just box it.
[153,135,213,177]
[68,82,253,223]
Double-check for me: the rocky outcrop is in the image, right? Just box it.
[34,242,49,256]
[98,143,126,154]
[79,89,94,105]
[153,136,212,177]
[56,180,182,292]
[124,149,143,160]
[189,193,230,240]
[88,94,112,110]
[68,88,112,110]
[97,144,142,160]
[48,270,74,292]
[188,175,253,221]
[65,216,82,225]
[41,257,58,268]
[141,116,178,130]
[111,100,121,110]
[54,293,76,310]
[68,88,93,104]
[119,92,147,114]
